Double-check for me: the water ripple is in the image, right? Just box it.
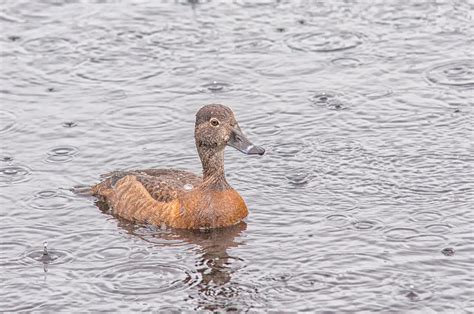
[45,145,79,163]
[310,90,348,110]
[385,227,419,241]
[25,189,74,211]
[285,30,363,52]
[20,247,75,266]
[410,210,443,222]
[101,105,176,130]
[0,110,17,135]
[351,219,385,231]
[425,60,474,87]
[234,37,276,53]
[74,54,163,83]
[22,36,76,53]
[331,57,361,67]
[391,272,435,302]
[92,261,200,296]
[325,214,352,228]
[0,164,32,186]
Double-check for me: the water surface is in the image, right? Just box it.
[1,0,473,312]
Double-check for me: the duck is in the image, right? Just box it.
[92,104,265,229]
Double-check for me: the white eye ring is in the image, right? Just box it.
[210,118,220,127]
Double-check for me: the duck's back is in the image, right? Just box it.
[92,169,248,229]
[92,169,203,227]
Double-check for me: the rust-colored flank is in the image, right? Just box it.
[92,104,265,229]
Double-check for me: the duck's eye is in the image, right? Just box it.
[210,118,220,127]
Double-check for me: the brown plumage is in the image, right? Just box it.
[92,104,265,229]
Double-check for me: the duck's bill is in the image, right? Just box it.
[228,125,265,155]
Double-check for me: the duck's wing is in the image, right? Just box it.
[92,169,202,225]
[93,169,201,203]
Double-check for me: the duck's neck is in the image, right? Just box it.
[198,147,230,190]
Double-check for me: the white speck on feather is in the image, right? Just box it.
[183,183,193,190]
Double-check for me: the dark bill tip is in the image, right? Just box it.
[227,126,265,156]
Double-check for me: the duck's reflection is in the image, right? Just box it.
[96,201,250,311]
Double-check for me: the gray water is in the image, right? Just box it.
[1,0,473,312]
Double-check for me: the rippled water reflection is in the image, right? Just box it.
[1,0,473,312]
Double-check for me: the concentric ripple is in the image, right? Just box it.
[0,110,17,135]
[286,31,363,52]
[391,272,435,302]
[351,218,385,231]
[384,227,419,241]
[286,272,333,293]
[22,36,76,53]
[93,261,200,296]
[45,145,79,163]
[75,54,163,83]
[331,57,361,67]
[425,60,474,87]
[285,167,312,187]
[20,247,75,266]
[102,105,176,130]
[0,165,31,186]
[25,189,74,211]
[325,214,352,228]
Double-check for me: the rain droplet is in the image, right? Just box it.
[406,290,419,301]
[62,121,77,128]
[8,35,20,42]
[1,156,13,162]
[202,81,229,92]
[441,247,455,256]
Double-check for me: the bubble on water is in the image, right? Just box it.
[286,30,363,52]
[425,60,474,87]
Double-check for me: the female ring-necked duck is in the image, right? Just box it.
[92,104,265,229]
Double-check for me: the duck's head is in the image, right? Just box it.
[195,104,265,156]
